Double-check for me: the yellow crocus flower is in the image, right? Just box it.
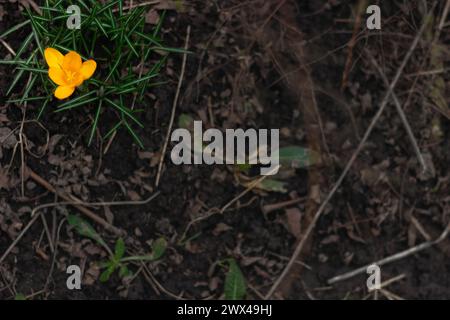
[44,48,97,100]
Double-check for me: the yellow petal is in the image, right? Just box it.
[44,48,64,68]
[80,60,97,80]
[72,72,85,87]
[54,86,75,100]
[63,51,82,72]
[48,67,67,86]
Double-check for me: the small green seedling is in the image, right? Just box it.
[100,237,167,282]
[14,293,27,300]
[68,214,167,282]
[222,258,246,300]
[99,237,129,282]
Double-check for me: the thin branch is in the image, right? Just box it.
[27,167,123,236]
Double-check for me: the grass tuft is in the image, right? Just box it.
[1,0,183,146]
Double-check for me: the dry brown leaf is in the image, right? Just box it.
[137,151,154,160]
[285,207,302,239]
[104,206,114,224]
[212,222,232,236]
[145,9,160,24]
[0,127,17,148]
[83,263,100,286]
[127,190,141,201]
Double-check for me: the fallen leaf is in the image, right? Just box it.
[83,263,100,286]
[0,127,17,148]
[127,190,141,201]
[138,151,154,160]
[285,207,302,238]
[212,223,232,236]
[321,234,339,245]
[104,206,114,224]
[145,9,160,24]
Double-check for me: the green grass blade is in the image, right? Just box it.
[37,98,51,120]
[0,20,30,40]
[123,118,144,148]
[55,97,99,112]
[88,100,103,146]
[104,98,143,128]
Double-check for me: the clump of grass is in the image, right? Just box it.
[0,0,183,147]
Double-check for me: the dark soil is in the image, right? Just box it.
[0,0,449,300]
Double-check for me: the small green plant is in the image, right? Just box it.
[99,237,130,282]
[99,237,167,282]
[223,258,246,300]
[0,0,184,147]
[68,214,167,282]
[14,293,27,300]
